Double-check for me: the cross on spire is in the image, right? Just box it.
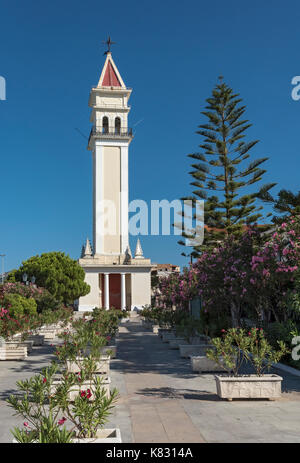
[102,36,116,55]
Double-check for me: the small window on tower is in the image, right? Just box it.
[102,116,109,134]
[115,117,121,134]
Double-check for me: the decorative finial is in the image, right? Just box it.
[102,36,116,55]
[83,238,93,258]
[134,238,144,259]
[124,244,132,264]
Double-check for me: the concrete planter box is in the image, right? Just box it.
[71,428,122,443]
[0,345,27,360]
[50,376,111,401]
[162,332,176,343]
[5,340,34,353]
[141,322,152,330]
[37,329,56,340]
[13,428,122,444]
[191,355,230,373]
[66,356,110,374]
[169,338,189,349]
[189,335,211,344]
[158,328,172,338]
[179,343,213,358]
[215,374,283,400]
[27,334,45,346]
[142,322,152,331]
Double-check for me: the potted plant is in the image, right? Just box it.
[0,309,28,360]
[206,327,288,400]
[176,318,212,357]
[56,319,112,369]
[7,363,121,443]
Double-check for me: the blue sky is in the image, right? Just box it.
[0,0,300,273]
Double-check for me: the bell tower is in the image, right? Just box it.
[88,50,132,256]
[78,42,151,312]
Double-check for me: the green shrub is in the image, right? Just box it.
[3,294,37,318]
[207,327,289,376]
[265,320,300,370]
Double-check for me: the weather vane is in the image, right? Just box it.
[102,36,116,55]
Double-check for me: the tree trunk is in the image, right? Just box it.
[230,301,240,327]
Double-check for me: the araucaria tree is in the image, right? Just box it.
[8,252,90,305]
[258,188,300,225]
[181,79,275,255]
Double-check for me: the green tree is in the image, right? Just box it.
[179,78,275,256]
[8,252,90,305]
[258,188,300,224]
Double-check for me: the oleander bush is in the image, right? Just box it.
[2,293,37,318]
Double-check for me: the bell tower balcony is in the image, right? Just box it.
[88,125,133,149]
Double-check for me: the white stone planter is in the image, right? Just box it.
[13,428,122,444]
[162,332,176,343]
[158,328,170,337]
[152,325,160,334]
[71,428,122,443]
[190,355,229,373]
[5,341,34,353]
[215,374,283,400]
[66,356,110,374]
[50,376,111,401]
[27,334,45,346]
[169,338,189,349]
[189,335,211,344]
[37,329,56,340]
[0,345,27,360]
[179,343,213,358]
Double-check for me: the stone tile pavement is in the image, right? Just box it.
[0,318,300,443]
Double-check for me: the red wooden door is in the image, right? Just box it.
[109,274,121,309]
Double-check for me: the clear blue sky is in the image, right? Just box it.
[0,0,300,273]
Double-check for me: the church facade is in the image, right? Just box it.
[77,50,152,311]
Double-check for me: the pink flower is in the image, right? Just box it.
[23,422,29,427]
[58,417,67,426]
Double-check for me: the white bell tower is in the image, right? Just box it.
[77,42,152,312]
[88,51,132,256]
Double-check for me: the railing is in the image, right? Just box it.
[88,126,133,142]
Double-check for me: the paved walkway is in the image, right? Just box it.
[110,319,300,443]
[1,318,300,443]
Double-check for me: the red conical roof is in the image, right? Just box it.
[102,60,121,87]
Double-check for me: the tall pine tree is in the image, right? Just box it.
[179,79,275,256]
[258,188,300,224]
